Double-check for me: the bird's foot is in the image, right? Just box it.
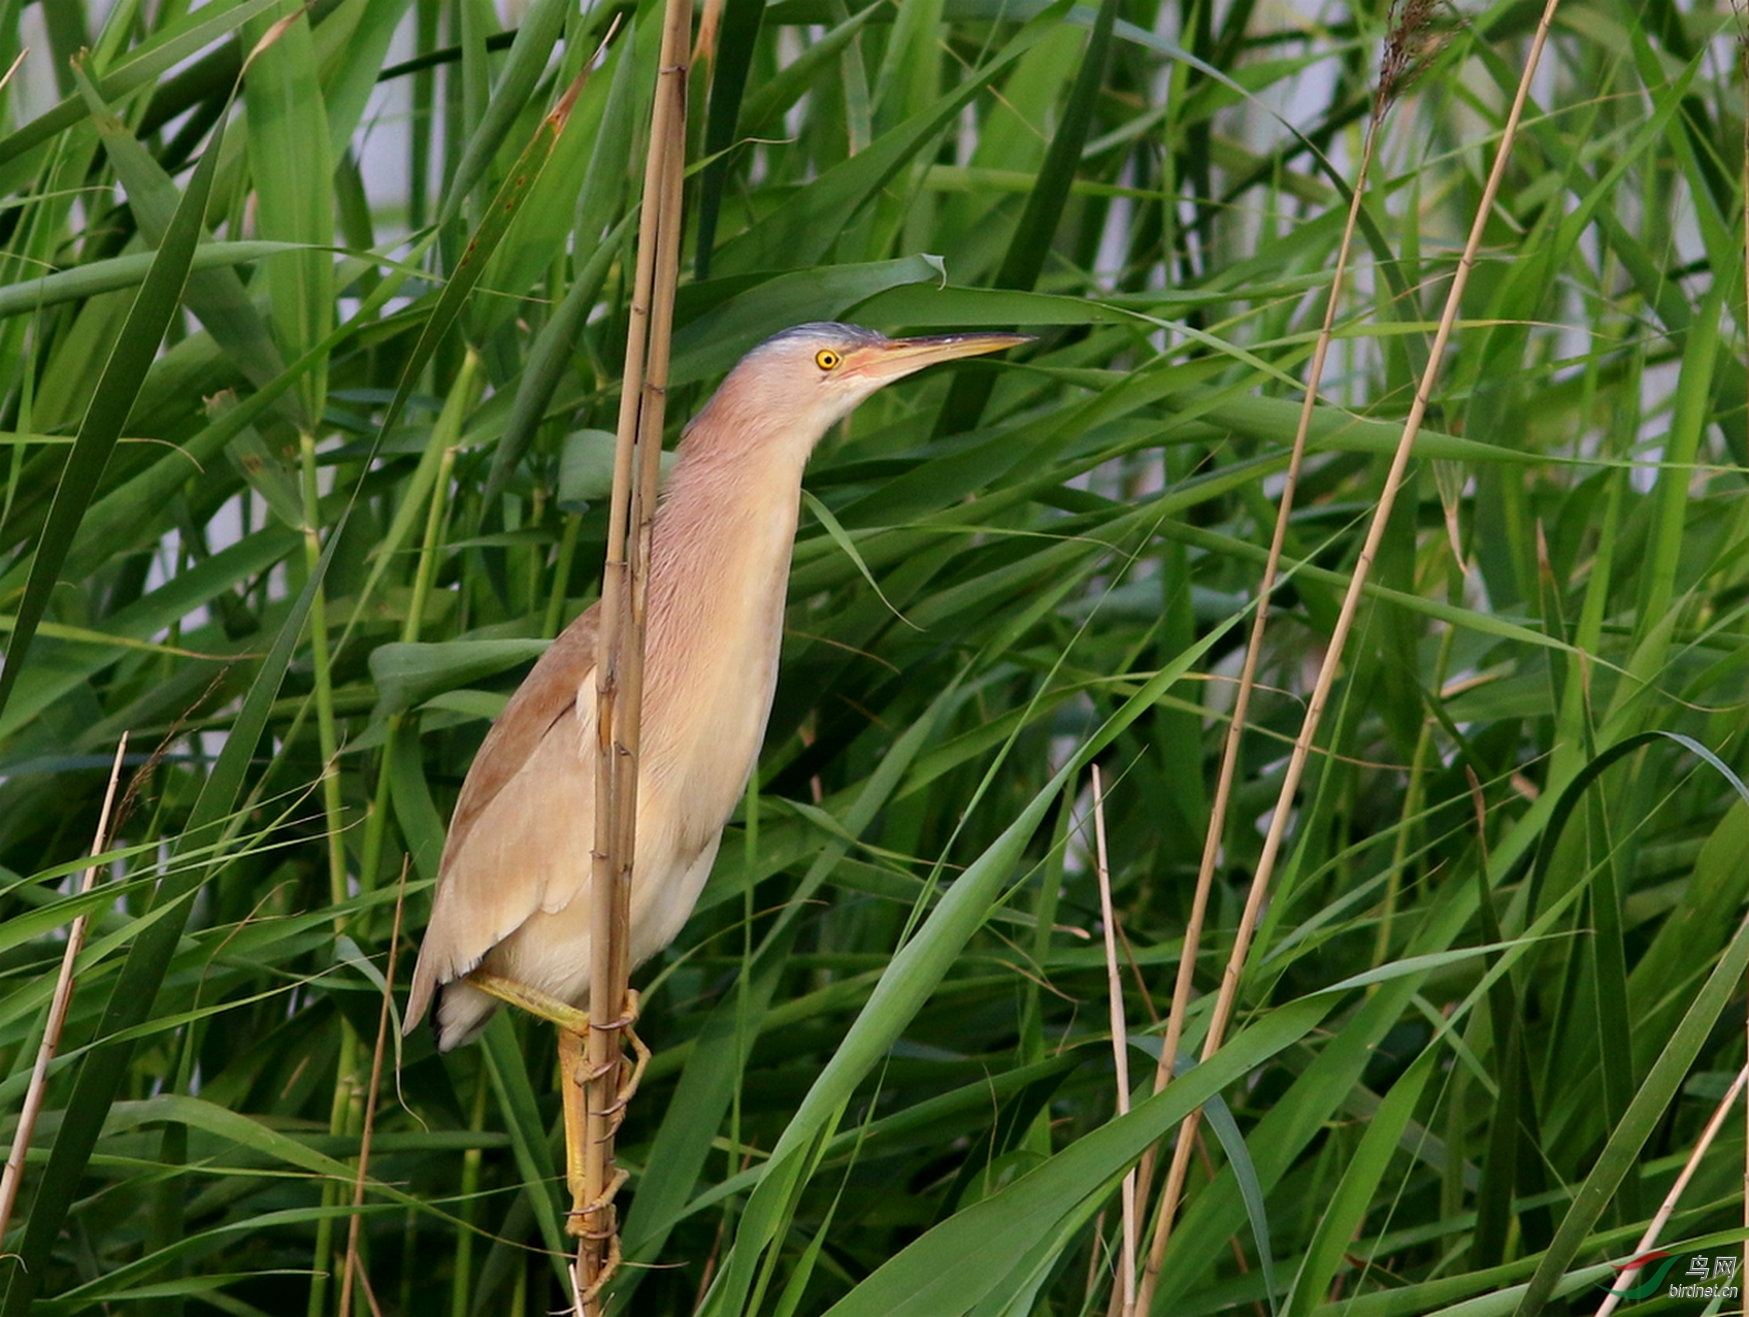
[464,968,591,1035]
[567,1165,628,1240]
[552,990,648,1228]
[573,1218,625,1303]
[590,990,650,1122]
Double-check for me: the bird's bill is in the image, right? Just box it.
[846,331,1034,382]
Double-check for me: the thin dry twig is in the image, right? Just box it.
[694,0,724,66]
[1127,52,1393,1317]
[1084,1208,1112,1313]
[1091,766,1137,1317]
[1135,0,1562,1303]
[581,0,694,1309]
[351,1263,386,1317]
[1594,1063,1749,1317]
[0,734,129,1240]
[338,859,408,1317]
[0,47,27,98]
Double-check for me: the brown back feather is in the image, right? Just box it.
[440,605,601,872]
[404,606,602,1035]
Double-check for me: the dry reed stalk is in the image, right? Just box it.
[351,1267,385,1317]
[1083,1209,1111,1312]
[580,0,694,1308]
[0,48,25,96]
[695,0,725,67]
[0,734,129,1239]
[338,861,408,1317]
[1091,765,1138,1317]
[1123,117,1380,1317]
[1593,1062,1749,1317]
[1122,57,1393,1317]
[1134,1,1561,1307]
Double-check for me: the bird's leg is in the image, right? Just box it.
[464,968,591,1034]
[569,991,648,1277]
[464,971,648,1267]
[560,1034,633,1246]
[557,1028,588,1209]
[559,1028,625,1246]
[464,972,600,1234]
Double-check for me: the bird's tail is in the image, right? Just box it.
[433,978,499,1051]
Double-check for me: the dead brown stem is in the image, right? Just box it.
[580,0,694,1309]
[1091,766,1137,1316]
[0,735,129,1240]
[1135,2,1563,1307]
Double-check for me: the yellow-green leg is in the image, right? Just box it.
[466,969,592,1033]
[465,971,649,1258]
[557,1027,589,1208]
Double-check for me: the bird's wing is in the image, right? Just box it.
[404,606,600,1029]
[443,606,600,867]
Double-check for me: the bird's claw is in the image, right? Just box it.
[590,987,642,1033]
[607,1003,651,1117]
[559,984,647,1286]
[566,1166,628,1239]
[573,1230,624,1305]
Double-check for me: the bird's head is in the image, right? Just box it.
[692,322,1032,459]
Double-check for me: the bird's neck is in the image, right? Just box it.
[641,424,814,726]
[650,409,813,587]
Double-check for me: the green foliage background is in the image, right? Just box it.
[1,0,1747,1314]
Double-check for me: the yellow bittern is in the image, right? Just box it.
[403,323,1028,1049]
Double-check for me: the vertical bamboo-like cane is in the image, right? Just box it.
[578,0,693,1310]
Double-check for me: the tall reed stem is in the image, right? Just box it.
[1136,2,1558,1306]
[0,736,128,1240]
[580,0,693,1308]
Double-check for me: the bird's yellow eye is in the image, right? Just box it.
[815,349,841,371]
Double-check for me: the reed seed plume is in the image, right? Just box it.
[1379,0,1456,110]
